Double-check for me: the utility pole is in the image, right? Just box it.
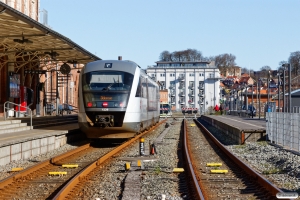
[277,72,281,112]
[288,63,292,113]
[258,79,261,119]
[56,64,59,116]
[251,84,254,118]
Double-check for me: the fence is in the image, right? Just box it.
[267,112,300,152]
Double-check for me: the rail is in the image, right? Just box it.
[183,119,205,200]
[194,119,284,197]
[4,101,32,129]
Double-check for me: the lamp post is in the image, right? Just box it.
[251,84,254,118]
[267,71,271,112]
[258,79,261,119]
[245,84,248,111]
[277,72,281,112]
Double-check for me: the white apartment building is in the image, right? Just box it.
[146,61,221,114]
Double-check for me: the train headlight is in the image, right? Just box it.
[87,102,93,107]
[120,102,124,107]
[102,102,108,107]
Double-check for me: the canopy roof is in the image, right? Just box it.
[0,2,100,71]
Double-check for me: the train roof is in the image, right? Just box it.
[84,60,140,74]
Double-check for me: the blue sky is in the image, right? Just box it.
[40,0,300,71]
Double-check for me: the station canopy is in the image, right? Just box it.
[0,2,101,71]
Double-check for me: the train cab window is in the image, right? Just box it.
[82,71,133,91]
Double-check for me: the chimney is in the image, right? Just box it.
[118,56,122,60]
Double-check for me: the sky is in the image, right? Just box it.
[40,0,300,71]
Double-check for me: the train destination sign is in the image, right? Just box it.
[100,96,113,100]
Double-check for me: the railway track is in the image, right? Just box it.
[0,120,165,199]
[184,118,286,200]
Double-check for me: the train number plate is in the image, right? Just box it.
[102,108,109,111]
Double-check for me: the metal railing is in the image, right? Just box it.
[4,101,32,129]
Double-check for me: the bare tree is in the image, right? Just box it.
[159,51,172,61]
[159,49,203,62]
[241,67,250,74]
[260,65,272,77]
[212,53,236,76]
[288,51,300,76]
[278,60,288,71]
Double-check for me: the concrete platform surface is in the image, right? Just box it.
[0,123,79,147]
[204,115,265,131]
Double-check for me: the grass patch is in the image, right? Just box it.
[262,168,282,175]
[257,141,268,146]
[234,145,246,149]
[154,166,161,174]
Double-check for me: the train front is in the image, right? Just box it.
[78,61,136,138]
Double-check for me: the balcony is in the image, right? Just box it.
[171,101,176,105]
[178,85,185,89]
[198,101,204,105]
[169,93,175,97]
[198,85,204,89]
[169,85,175,89]
[178,75,185,80]
[207,76,221,80]
[188,93,194,97]
[188,101,194,105]
[179,92,185,96]
[198,93,204,97]
[188,85,194,89]
[179,101,185,105]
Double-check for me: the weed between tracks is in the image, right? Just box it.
[154,165,161,174]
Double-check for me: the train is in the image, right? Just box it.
[78,59,160,138]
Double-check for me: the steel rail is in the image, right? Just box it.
[183,119,206,200]
[193,119,284,198]
[0,143,90,190]
[53,119,166,200]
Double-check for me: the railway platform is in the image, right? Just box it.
[200,115,266,145]
[0,115,82,166]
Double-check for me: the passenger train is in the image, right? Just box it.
[78,60,160,138]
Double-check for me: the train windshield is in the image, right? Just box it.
[82,71,134,91]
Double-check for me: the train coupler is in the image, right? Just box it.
[95,115,114,128]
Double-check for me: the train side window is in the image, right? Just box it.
[135,77,142,97]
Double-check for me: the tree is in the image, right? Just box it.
[212,53,236,76]
[260,65,272,77]
[278,60,288,71]
[241,67,250,74]
[159,51,172,61]
[288,51,300,76]
[159,49,203,62]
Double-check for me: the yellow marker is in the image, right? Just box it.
[190,124,196,127]
[125,162,131,170]
[11,168,23,172]
[49,172,67,176]
[173,168,184,173]
[140,138,145,142]
[137,160,141,167]
[210,170,228,174]
[206,163,222,167]
[62,164,78,168]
